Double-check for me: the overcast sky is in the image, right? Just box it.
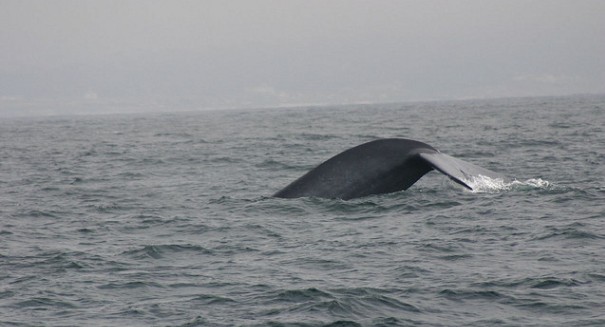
[1,0,604,112]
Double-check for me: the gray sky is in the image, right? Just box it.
[1,0,604,112]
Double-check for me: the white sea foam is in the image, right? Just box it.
[464,175,553,193]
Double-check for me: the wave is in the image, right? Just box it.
[121,244,212,260]
[264,287,421,322]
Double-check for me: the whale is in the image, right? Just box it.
[274,138,503,200]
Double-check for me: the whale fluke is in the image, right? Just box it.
[273,138,503,200]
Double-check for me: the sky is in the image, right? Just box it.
[1,0,604,113]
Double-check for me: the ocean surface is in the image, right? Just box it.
[1,95,604,327]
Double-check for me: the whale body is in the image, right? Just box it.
[273,138,503,200]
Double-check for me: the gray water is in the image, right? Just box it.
[1,95,604,326]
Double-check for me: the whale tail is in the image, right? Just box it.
[273,138,504,199]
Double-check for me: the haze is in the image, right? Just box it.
[1,0,604,115]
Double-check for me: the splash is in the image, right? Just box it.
[510,178,554,190]
[463,175,553,193]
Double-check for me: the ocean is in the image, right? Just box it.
[1,95,604,326]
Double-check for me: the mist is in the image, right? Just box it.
[1,0,604,115]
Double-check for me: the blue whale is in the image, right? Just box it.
[274,138,503,200]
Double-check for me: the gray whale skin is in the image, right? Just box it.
[274,138,502,200]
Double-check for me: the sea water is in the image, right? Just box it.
[1,95,604,326]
